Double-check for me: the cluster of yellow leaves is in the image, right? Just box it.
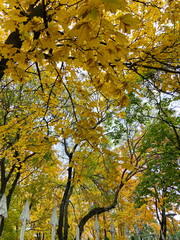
[0,0,142,104]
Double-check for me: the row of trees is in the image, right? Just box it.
[0,0,179,239]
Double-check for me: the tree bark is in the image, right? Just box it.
[159,208,167,240]
[0,157,7,236]
[57,166,73,240]
[57,141,78,240]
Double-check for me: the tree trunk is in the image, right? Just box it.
[159,208,167,240]
[0,157,7,236]
[0,217,5,237]
[35,232,45,240]
[57,142,77,240]
[78,182,124,239]
[57,164,74,240]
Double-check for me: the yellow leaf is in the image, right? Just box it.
[121,162,134,171]
[118,14,140,33]
[102,0,127,13]
[71,21,92,45]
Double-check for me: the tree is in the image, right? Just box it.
[0,0,179,239]
[106,84,179,240]
[1,151,61,240]
[0,0,179,95]
[134,119,180,240]
[0,78,57,235]
[132,98,180,240]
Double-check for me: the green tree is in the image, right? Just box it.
[134,120,180,240]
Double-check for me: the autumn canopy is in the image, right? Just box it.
[0,0,179,239]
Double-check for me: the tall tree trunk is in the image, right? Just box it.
[0,157,7,236]
[57,142,77,240]
[159,208,167,240]
[64,186,73,240]
[57,165,74,240]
